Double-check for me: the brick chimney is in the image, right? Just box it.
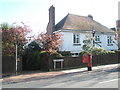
[116,20,120,30]
[46,5,55,35]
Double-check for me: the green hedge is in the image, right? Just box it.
[90,48,115,55]
[58,51,71,56]
[22,50,64,71]
[80,47,116,56]
[115,50,120,53]
[22,51,41,70]
[50,53,63,59]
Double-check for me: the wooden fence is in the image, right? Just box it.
[2,56,22,75]
[2,53,119,74]
[48,53,119,70]
[2,56,16,74]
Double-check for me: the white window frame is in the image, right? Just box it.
[107,36,113,46]
[95,35,100,42]
[71,53,79,57]
[73,33,80,45]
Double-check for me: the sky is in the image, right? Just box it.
[0,0,119,35]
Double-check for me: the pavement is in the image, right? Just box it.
[1,63,119,84]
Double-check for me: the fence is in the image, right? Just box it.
[2,56,16,75]
[2,56,22,75]
[49,53,119,70]
[92,53,119,65]
[2,53,119,74]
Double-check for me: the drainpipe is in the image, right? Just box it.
[92,30,96,47]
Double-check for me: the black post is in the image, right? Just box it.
[92,30,96,47]
[88,66,92,71]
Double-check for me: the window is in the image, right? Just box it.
[73,34,80,44]
[95,36,100,42]
[107,36,113,46]
[72,53,79,57]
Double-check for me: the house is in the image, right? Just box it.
[116,19,120,48]
[47,5,118,56]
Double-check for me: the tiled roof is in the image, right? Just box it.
[55,14,115,33]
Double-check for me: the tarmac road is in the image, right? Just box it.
[2,64,120,88]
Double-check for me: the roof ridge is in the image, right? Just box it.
[68,13,88,18]
[55,14,115,33]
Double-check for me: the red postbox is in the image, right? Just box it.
[82,55,89,63]
[82,54,92,71]
[87,54,92,71]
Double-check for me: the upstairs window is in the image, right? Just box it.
[95,36,100,42]
[73,34,80,44]
[107,36,113,46]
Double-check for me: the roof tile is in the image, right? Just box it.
[55,14,115,33]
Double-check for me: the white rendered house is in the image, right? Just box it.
[47,6,118,56]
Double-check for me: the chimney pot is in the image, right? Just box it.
[88,14,93,19]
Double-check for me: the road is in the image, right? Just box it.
[2,67,120,88]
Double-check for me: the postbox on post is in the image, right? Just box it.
[82,55,88,63]
[87,54,92,71]
[82,54,92,71]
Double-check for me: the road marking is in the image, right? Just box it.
[99,78,119,84]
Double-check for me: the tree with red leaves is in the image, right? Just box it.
[1,22,32,56]
[36,32,63,55]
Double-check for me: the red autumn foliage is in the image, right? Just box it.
[2,22,32,56]
[36,32,63,55]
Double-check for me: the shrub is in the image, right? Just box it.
[22,51,41,70]
[51,53,63,59]
[40,50,47,54]
[79,51,90,56]
[58,51,71,56]
[115,50,120,54]
[80,47,117,56]
[106,51,115,54]
[89,47,107,55]
[89,47,116,55]
[22,50,50,71]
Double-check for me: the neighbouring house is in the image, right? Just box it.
[116,19,120,48]
[47,5,118,56]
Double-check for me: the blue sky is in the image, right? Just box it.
[0,0,119,35]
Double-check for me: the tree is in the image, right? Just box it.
[82,33,94,51]
[36,32,63,55]
[0,23,15,30]
[27,41,41,52]
[81,33,115,55]
[116,30,120,49]
[1,22,31,56]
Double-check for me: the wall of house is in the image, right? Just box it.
[59,30,118,54]
[95,33,118,51]
[59,31,83,53]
